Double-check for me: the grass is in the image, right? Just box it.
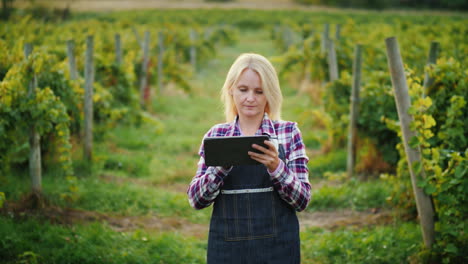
[68,178,210,223]
[0,217,206,264]
[308,178,392,211]
[301,222,422,264]
[2,168,211,224]
[0,215,421,264]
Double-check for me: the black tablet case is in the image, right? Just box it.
[203,135,269,166]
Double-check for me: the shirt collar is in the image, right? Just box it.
[228,113,276,138]
[260,113,276,138]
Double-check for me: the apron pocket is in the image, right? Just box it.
[222,191,277,241]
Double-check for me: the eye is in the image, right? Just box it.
[238,86,247,92]
[255,89,263,94]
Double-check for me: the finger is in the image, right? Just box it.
[248,151,267,162]
[249,153,278,171]
[252,142,276,156]
[248,151,274,163]
[262,140,277,152]
[249,156,268,168]
[248,151,262,158]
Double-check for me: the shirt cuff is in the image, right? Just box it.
[207,166,231,182]
[206,166,231,193]
[268,160,284,177]
[215,166,232,177]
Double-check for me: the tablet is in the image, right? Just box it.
[203,135,269,166]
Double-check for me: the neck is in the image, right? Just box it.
[238,114,264,136]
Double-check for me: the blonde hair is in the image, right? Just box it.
[221,53,283,122]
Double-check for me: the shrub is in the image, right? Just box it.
[309,149,347,178]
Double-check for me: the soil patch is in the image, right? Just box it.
[2,201,208,238]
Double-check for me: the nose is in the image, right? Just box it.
[246,90,255,101]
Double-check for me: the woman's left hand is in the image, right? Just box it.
[249,140,280,172]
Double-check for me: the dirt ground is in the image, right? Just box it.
[14,0,331,11]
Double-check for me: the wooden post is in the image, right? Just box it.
[321,23,329,54]
[304,40,312,82]
[115,33,122,66]
[273,25,280,37]
[423,41,439,96]
[66,40,78,80]
[84,35,94,163]
[132,27,143,49]
[139,31,150,107]
[327,39,339,82]
[157,31,164,94]
[204,27,213,40]
[385,36,435,249]
[283,26,294,50]
[190,29,197,71]
[24,43,42,193]
[335,24,341,40]
[304,28,314,82]
[347,44,362,178]
[307,27,315,45]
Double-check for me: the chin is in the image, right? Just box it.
[242,112,261,118]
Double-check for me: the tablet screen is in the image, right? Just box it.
[203,135,269,166]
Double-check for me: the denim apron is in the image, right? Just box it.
[207,145,300,264]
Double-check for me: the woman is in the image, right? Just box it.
[187,53,311,263]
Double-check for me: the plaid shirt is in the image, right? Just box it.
[187,113,311,212]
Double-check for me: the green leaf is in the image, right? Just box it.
[454,165,466,179]
[416,176,427,189]
[0,192,5,208]
[445,243,458,254]
[412,161,422,174]
[424,184,437,195]
[409,136,419,148]
[449,179,460,185]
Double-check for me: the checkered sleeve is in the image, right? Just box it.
[187,125,232,210]
[269,123,311,212]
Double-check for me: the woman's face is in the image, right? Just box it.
[232,68,267,120]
